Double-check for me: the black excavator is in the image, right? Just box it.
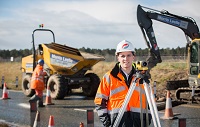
[137,5,200,103]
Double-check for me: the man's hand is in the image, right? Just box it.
[44,68,50,76]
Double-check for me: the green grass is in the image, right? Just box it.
[155,61,187,70]
[0,61,188,91]
[150,60,188,88]
[0,62,22,90]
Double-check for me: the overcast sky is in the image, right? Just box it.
[0,0,200,50]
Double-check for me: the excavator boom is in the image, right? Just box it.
[137,5,200,70]
[137,5,200,103]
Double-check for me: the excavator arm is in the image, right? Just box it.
[137,5,200,70]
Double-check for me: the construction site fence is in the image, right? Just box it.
[0,57,22,62]
[136,55,187,61]
[0,55,187,62]
[104,55,187,62]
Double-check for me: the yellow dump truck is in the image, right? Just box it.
[21,29,105,99]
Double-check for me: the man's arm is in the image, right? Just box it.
[94,74,111,127]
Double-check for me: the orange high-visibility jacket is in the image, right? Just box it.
[31,64,46,91]
[94,63,151,126]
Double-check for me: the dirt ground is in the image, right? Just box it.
[150,66,188,101]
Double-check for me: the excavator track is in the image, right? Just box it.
[175,87,200,104]
[166,80,200,104]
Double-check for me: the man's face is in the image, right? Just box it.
[117,51,135,69]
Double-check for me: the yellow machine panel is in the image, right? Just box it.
[21,55,34,73]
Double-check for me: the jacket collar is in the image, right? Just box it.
[110,62,136,81]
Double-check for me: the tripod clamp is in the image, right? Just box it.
[135,69,150,84]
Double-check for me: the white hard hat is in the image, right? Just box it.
[115,40,135,55]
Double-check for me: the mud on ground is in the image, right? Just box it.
[150,66,188,101]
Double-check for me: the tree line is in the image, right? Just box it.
[0,49,32,59]
[0,46,186,59]
[79,46,186,56]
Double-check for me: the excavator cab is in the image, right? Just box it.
[189,39,200,87]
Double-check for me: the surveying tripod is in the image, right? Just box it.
[113,70,161,127]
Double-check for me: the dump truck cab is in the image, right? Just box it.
[21,29,104,99]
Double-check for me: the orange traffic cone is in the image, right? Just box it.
[162,90,174,119]
[80,122,84,127]
[45,87,54,105]
[1,83,10,99]
[48,115,55,127]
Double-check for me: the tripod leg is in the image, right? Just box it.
[144,83,161,127]
[143,83,158,127]
[113,82,137,127]
[145,98,149,127]
[139,84,143,127]
[147,83,161,127]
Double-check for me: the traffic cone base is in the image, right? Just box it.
[80,122,84,127]
[45,96,54,105]
[161,91,176,120]
[1,83,10,99]
[45,87,54,105]
[161,98,174,119]
[48,115,55,127]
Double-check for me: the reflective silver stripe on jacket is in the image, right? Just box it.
[110,86,126,96]
[132,85,146,93]
[107,107,150,115]
[130,107,151,113]
[104,73,110,84]
[95,93,109,100]
[97,108,108,116]
[31,77,44,82]
[38,70,44,76]
[108,108,122,115]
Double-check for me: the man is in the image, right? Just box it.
[29,59,47,107]
[94,40,151,127]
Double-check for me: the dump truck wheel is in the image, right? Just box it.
[47,74,67,100]
[82,73,100,97]
[22,75,35,97]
